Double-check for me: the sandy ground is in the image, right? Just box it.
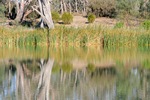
[57,15,118,28]
[64,15,142,28]
[71,16,117,27]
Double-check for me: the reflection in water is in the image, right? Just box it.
[35,59,54,100]
[0,58,150,100]
[0,46,149,100]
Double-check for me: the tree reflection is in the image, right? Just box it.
[0,59,150,100]
[0,59,54,100]
[35,59,54,100]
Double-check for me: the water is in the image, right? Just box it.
[0,46,150,100]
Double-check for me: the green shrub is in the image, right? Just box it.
[62,12,73,24]
[88,14,96,23]
[52,11,60,23]
[142,20,150,30]
[114,21,124,28]
[88,0,116,18]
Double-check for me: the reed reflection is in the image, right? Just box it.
[0,57,150,100]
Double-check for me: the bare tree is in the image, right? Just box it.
[60,0,67,14]
[14,0,33,22]
[32,0,54,29]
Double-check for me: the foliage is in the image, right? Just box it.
[142,20,150,30]
[52,11,60,23]
[116,0,140,17]
[88,0,117,18]
[62,12,73,24]
[87,14,96,23]
[114,22,124,28]
[139,0,150,19]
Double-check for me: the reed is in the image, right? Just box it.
[0,25,149,48]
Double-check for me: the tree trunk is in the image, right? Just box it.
[15,0,25,23]
[23,9,33,20]
[62,0,67,12]
[83,1,86,13]
[8,1,12,19]
[33,0,54,29]
[60,0,64,14]
[75,0,78,13]
[8,1,11,14]
[69,1,72,14]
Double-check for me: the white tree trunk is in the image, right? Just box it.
[60,0,64,14]
[62,0,67,12]
[33,0,54,29]
[69,1,72,14]
[75,0,78,13]
[15,0,25,22]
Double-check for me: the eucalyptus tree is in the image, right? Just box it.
[0,0,34,22]
[1,0,54,28]
[0,0,13,18]
[15,0,39,22]
[32,0,54,28]
[70,0,88,13]
[51,0,88,14]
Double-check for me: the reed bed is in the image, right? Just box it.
[0,25,149,48]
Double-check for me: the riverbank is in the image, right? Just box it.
[0,25,149,47]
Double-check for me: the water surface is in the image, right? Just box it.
[0,46,150,100]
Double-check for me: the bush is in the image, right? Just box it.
[142,20,150,30]
[116,0,140,18]
[52,11,60,23]
[139,1,150,19]
[62,12,73,24]
[88,14,96,23]
[114,21,124,28]
[88,0,117,18]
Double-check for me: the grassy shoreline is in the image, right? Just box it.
[0,25,149,48]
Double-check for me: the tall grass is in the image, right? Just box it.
[0,25,149,48]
